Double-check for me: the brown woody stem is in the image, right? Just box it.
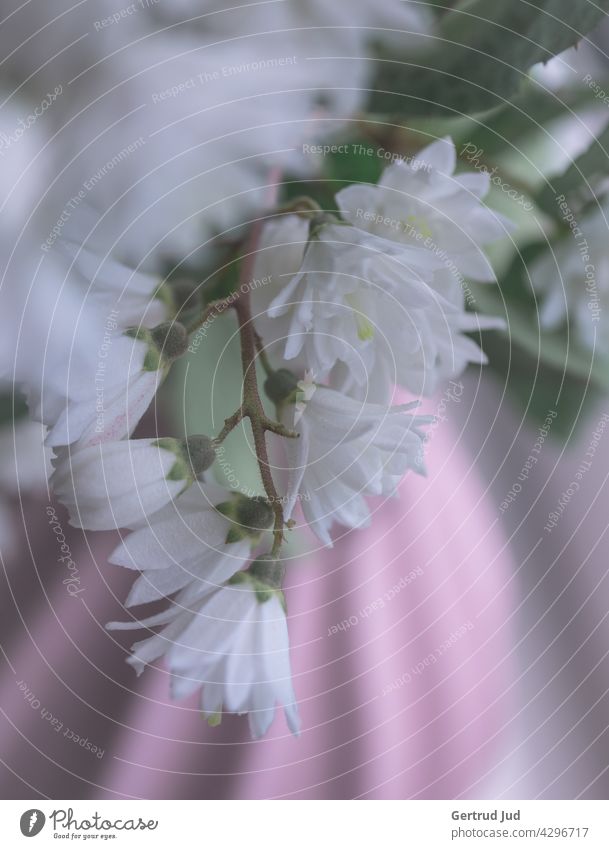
[234,288,286,557]
[204,217,296,556]
[186,296,234,334]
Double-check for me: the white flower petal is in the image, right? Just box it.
[51,439,182,531]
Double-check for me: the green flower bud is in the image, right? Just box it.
[180,435,216,477]
[235,496,274,535]
[264,368,299,405]
[228,569,286,608]
[249,554,285,589]
[216,494,274,544]
[150,321,189,361]
[154,434,216,484]
[126,321,189,372]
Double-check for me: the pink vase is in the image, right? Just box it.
[98,411,517,799]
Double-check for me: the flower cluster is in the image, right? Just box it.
[33,136,507,738]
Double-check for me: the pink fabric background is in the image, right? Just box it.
[0,415,517,799]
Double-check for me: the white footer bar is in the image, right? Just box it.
[3,800,608,848]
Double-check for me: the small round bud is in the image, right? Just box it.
[264,369,299,405]
[235,496,274,534]
[180,435,216,476]
[151,321,189,361]
[249,554,285,588]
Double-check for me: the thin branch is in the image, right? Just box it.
[196,216,295,556]
[273,196,322,218]
[213,408,245,446]
[253,329,275,377]
[260,417,299,440]
[234,284,287,557]
[186,296,234,335]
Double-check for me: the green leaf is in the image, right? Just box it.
[471,245,609,437]
[536,122,609,219]
[281,134,390,208]
[472,245,609,390]
[371,0,609,117]
[0,392,29,428]
[459,78,601,160]
[225,525,247,544]
[214,500,236,520]
[482,328,600,440]
[201,253,242,303]
[125,327,164,372]
[152,437,191,483]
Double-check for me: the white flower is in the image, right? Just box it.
[279,382,432,545]
[149,0,432,136]
[109,483,274,608]
[337,136,511,282]
[12,244,188,449]
[43,322,188,450]
[530,201,608,356]
[251,214,311,372]
[0,89,50,244]
[185,0,431,54]
[0,1,142,87]
[265,217,491,397]
[51,435,216,531]
[108,571,300,739]
[294,371,317,424]
[5,4,429,268]
[330,264,504,400]
[46,33,364,265]
[61,244,168,329]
